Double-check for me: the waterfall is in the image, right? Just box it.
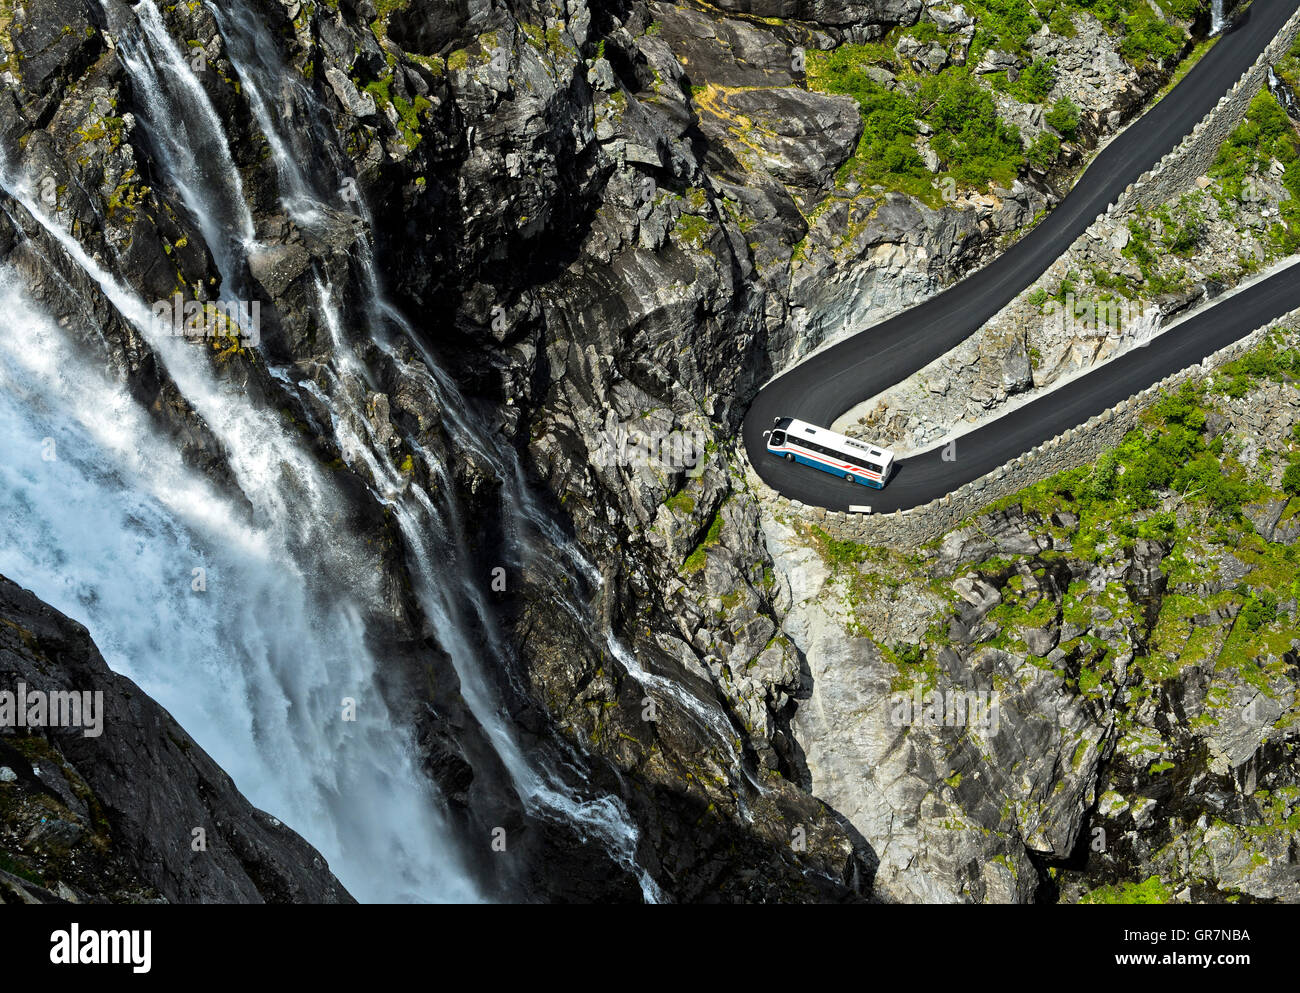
[0,16,481,902]
[1268,66,1300,120]
[203,0,344,224]
[110,1,255,283]
[0,261,478,903]
[1211,0,1227,36]
[2,0,663,900]
[200,3,663,898]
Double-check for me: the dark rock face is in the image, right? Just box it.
[708,0,921,32]
[387,0,490,56]
[0,576,354,904]
[0,0,879,901]
[8,0,105,103]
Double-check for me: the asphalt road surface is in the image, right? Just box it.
[743,0,1300,512]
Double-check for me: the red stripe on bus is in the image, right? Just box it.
[772,446,882,479]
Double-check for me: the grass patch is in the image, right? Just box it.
[1079,875,1173,904]
[683,509,724,574]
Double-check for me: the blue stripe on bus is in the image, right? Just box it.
[792,454,884,487]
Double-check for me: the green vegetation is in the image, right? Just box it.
[961,0,1044,57]
[919,71,1024,187]
[1278,34,1300,93]
[1210,88,1300,255]
[1081,875,1174,903]
[683,509,725,574]
[981,330,1300,695]
[808,47,1024,197]
[806,45,931,199]
[1073,380,1259,514]
[1211,90,1298,199]
[963,0,1197,67]
[1027,131,1061,171]
[665,490,696,515]
[1209,334,1300,399]
[993,357,1281,531]
[995,57,1057,104]
[673,212,713,248]
[361,75,432,148]
[1117,3,1186,66]
[0,848,43,886]
[1121,198,1205,295]
[1044,96,1080,139]
[1282,462,1300,497]
[809,524,874,569]
[803,0,1202,201]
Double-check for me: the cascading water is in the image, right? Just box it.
[109,1,255,282]
[0,258,478,902]
[202,0,347,224]
[1211,0,1228,36]
[199,1,665,898]
[3,0,666,900]
[0,11,483,903]
[1269,66,1300,120]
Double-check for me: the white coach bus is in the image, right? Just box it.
[762,416,895,489]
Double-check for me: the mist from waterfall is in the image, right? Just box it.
[0,0,485,905]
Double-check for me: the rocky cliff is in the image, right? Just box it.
[3,0,1288,904]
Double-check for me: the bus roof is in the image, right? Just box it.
[781,418,894,463]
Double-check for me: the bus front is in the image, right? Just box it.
[765,417,793,454]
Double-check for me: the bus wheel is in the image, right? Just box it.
[845,472,855,483]
[784,453,794,461]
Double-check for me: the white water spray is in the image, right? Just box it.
[200,2,663,898]
[0,264,478,902]
[110,1,256,281]
[1211,0,1227,36]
